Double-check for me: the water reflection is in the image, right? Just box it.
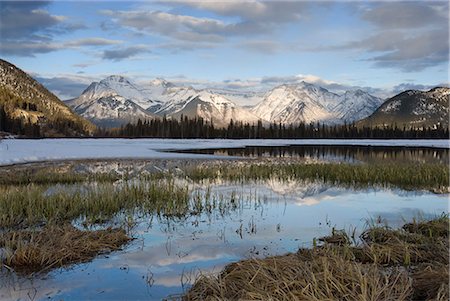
[1,176,447,301]
[178,145,449,164]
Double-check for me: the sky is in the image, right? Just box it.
[0,0,448,102]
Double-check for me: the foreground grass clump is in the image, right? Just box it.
[184,216,449,301]
[187,162,449,192]
[1,225,130,273]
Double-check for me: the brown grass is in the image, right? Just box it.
[184,216,449,301]
[0,224,131,274]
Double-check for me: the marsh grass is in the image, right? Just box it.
[184,216,449,301]
[0,179,189,229]
[0,167,122,186]
[0,161,447,277]
[187,162,449,192]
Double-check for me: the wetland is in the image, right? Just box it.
[0,142,448,300]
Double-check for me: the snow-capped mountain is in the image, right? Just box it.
[66,76,161,127]
[67,75,261,128]
[252,82,383,124]
[359,87,449,129]
[70,75,165,112]
[155,88,261,127]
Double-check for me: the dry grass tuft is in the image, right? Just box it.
[412,263,449,301]
[184,216,449,301]
[0,224,131,273]
[186,251,412,301]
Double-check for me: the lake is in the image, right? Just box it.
[0,140,448,300]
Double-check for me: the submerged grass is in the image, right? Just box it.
[187,162,449,192]
[185,216,449,301]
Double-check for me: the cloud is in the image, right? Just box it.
[102,9,263,43]
[102,45,150,61]
[367,30,448,72]
[65,38,123,47]
[0,2,64,40]
[168,1,306,24]
[238,40,282,54]
[33,74,95,99]
[101,2,307,52]
[362,2,447,29]
[0,41,62,56]
[0,1,85,57]
[392,82,449,95]
[340,29,449,72]
[317,2,449,72]
[0,38,124,57]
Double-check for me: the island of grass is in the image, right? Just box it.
[184,216,449,301]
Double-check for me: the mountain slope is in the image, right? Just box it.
[333,90,384,122]
[359,87,449,129]
[0,59,95,136]
[66,76,160,127]
[252,82,382,124]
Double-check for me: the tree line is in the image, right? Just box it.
[95,115,449,139]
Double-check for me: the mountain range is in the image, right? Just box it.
[67,75,387,128]
[0,58,447,134]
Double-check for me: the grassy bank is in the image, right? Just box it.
[185,216,449,301]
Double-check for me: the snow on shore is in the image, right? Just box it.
[0,139,448,166]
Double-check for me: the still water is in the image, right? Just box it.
[1,179,447,300]
[176,145,449,164]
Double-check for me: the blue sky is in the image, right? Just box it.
[0,0,448,101]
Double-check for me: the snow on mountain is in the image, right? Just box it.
[251,82,383,124]
[72,75,165,112]
[333,90,384,122]
[251,82,339,124]
[67,75,385,128]
[66,75,161,127]
[68,75,261,128]
[360,87,449,129]
[66,93,157,128]
[156,87,261,127]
